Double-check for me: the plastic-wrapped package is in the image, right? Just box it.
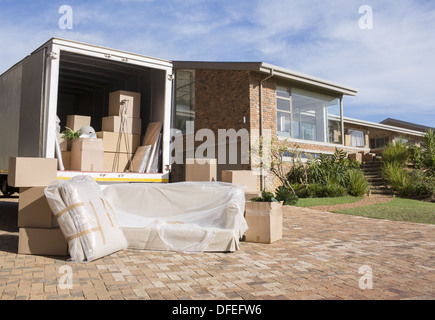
[44,176,128,262]
[101,181,248,253]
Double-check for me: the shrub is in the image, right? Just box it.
[346,169,369,197]
[382,140,409,167]
[422,129,435,175]
[382,162,412,196]
[296,183,347,198]
[275,186,299,205]
[251,190,279,203]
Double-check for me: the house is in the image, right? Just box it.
[169,61,426,190]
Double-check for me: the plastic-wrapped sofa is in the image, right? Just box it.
[45,176,248,261]
[101,181,248,253]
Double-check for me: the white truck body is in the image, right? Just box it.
[0,38,174,187]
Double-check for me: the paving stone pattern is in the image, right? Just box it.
[0,198,434,300]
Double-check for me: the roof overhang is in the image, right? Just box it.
[172,61,359,97]
[344,117,425,137]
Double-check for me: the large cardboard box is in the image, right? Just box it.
[221,170,258,191]
[103,152,133,172]
[66,115,91,132]
[18,228,68,256]
[71,138,104,172]
[102,116,142,135]
[109,90,141,119]
[185,158,217,182]
[96,131,140,153]
[8,157,58,187]
[18,187,58,228]
[244,201,283,244]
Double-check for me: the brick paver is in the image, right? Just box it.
[0,198,434,300]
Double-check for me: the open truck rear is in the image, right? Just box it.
[0,38,174,196]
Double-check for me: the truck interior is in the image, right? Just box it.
[56,50,167,173]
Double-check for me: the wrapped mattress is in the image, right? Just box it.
[44,176,128,262]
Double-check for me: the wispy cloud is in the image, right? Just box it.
[0,0,434,126]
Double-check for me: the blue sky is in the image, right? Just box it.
[1,0,434,128]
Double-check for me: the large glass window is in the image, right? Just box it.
[174,69,195,133]
[277,84,343,144]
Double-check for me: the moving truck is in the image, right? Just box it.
[0,38,173,196]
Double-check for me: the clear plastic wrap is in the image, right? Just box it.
[44,176,128,262]
[101,181,248,253]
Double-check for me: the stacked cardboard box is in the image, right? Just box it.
[221,170,260,200]
[9,157,68,256]
[185,158,217,181]
[59,115,93,171]
[98,90,142,172]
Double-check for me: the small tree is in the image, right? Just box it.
[252,137,302,195]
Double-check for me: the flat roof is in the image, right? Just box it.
[172,61,359,96]
[344,117,425,137]
[380,118,435,132]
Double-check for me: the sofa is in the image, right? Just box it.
[44,176,248,262]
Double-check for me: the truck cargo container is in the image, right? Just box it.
[0,38,173,196]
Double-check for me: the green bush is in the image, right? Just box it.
[422,129,435,175]
[382,162,411,195]
[382,140,409,167]
[275,186,299,205]
[346,169,369,197]
[251,190,279,203]
[296,183,347,198]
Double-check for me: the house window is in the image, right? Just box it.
[349,130,365,147]
[174,69,195,133]
[277,84,343,144]
[277,85,291,138]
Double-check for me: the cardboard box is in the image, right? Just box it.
[102,116,142,135]
[61,151,71,170]
[66,115,91,132]
[18,228,68,256]
[245,191,261,201]
[221,170,258,191]
[8,157,58,187]
[71,138,104,172]
[109,90,141,119]
[244,201,283,244]
[103,152,133,172]
[185,158,217,182]
[96,131,140,153]
[18,187,58,228]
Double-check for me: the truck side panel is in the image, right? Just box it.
[0,62,23,172]
[18,48,46,158]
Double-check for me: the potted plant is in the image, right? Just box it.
[245,190,283,244]
[60,127,81,151]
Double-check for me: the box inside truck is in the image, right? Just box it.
[56,50,167,174]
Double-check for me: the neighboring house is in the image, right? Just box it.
[169,61,427,190]
[380,118,435,133]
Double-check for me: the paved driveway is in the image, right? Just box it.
[0,199,434,300]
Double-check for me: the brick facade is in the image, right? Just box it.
[170,68,403,191]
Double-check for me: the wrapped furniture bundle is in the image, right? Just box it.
[44,176,128,262]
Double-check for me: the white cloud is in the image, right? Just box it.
[0,0,434,126]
